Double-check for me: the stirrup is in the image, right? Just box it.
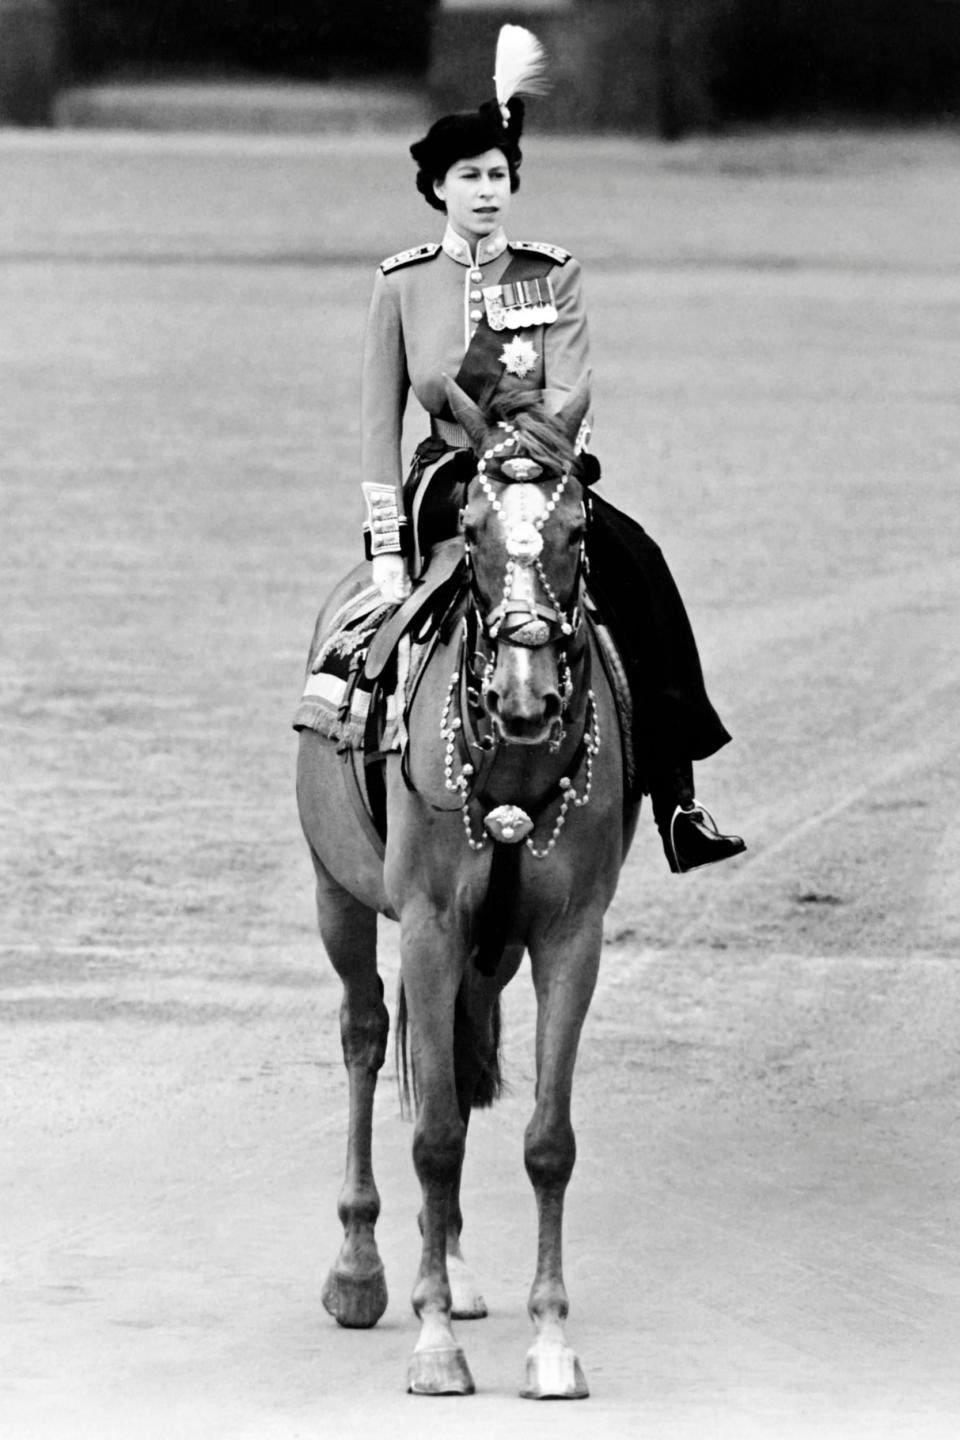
[666,802,701,874]
[666,802,746,875]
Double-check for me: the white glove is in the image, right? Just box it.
[372,553,411,605]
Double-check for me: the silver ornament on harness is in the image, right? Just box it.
[483,805,534,844]
[505,520,544,563]
[501,457,543,482]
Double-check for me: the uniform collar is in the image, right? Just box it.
[441,223,508,267]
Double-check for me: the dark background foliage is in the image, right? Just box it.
[713,0,960,120]
[36,0,960,123]
[59,0,436,79]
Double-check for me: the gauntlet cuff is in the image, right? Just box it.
[361,483,409,558]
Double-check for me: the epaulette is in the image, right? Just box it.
[380,243,441,274]
[509,240,572,266]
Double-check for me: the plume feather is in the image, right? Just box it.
[494,25,548,115]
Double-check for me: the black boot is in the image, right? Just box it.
[650,761,746,874]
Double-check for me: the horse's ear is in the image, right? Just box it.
[443,375,489,451]
[553,371,592,445]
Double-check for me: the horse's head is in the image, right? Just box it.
[444,373,592,747]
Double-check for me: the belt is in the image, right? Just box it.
[432,417,471,449]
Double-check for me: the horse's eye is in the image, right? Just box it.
[568,524,586,547]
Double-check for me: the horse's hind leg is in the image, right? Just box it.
[311,851,389,1328]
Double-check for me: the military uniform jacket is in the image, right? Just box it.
[361,223,590,507]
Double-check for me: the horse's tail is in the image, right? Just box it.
[395,978,503,1121]
[456,982,503,1110]
[473,841,518,979]
[396,979,416,1120]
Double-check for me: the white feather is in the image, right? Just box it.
[494,24,549,109]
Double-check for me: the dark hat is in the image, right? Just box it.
[410,25,547,211]
[410,99,525,210]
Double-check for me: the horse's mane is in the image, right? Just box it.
[487,390,578,477]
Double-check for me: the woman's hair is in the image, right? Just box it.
[410,98,524,213]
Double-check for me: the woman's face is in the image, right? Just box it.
[434,148,512,244]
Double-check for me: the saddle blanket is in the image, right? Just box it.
[293,584,402,748]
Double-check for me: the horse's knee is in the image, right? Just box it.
[339,983,389,1072]
[524,1116,576,1193]
[413,1115,466,1189]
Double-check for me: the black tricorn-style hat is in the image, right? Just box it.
[410,26,547,210]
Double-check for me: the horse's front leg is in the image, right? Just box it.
[521,916,603,1399]
[401,899,476,1395]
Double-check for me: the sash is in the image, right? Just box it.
[450,249,564,416]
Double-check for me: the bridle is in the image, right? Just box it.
[465,419,586,643]
[430,420,600,857]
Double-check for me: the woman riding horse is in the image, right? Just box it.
[360,27,745,875]
[299,369,636,1397]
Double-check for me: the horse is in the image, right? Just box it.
[295,372,640,1398]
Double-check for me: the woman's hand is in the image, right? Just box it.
[372,553,412,604]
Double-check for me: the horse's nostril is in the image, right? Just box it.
[543,692,561,722]
[485,687,501,716]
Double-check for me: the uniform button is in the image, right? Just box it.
[470,269,483,282]
[469,309,483,322]
[470,289,483,301]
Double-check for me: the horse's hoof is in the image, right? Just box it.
[520,1340,589,1400]
[447,1254,488,1321]
[321,1263,388,1329]
[407,1346,476,1395]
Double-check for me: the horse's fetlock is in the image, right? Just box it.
[529,1284,570,1325]
[412,1279,452,1321]
[338,1187,381,1230]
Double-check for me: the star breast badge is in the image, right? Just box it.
[499,336,538,379]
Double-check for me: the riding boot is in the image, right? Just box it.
[649,760,746,875]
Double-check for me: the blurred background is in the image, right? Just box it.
[1,0,959,136]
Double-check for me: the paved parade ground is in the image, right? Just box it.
[2,126,960,1438]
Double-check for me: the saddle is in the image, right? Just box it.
[293,539,469,857]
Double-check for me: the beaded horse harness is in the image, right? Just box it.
[436,421,601,858]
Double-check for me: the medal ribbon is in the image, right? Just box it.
[449,251,564,418]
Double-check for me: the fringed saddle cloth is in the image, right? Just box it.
[293,584,401,749]
[294,540,468,751]
[293,553,469,856]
